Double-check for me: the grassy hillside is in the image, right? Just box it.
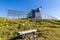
[0,18,60,40]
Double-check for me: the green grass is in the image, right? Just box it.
[0,18,60,40]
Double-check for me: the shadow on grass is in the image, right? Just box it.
[9,36,22,40]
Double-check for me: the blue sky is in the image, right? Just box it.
[0,0,60,19]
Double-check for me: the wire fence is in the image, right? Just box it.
[7,10,57,20]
